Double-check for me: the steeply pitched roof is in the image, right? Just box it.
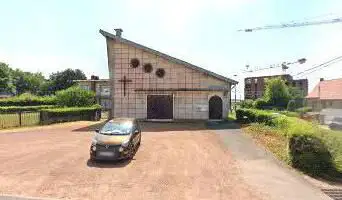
[100,29,238,84]
[306,78,342,100]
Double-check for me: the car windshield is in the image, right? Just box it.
[100,121,133,135]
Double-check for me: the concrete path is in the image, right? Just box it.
[213,122,332,200]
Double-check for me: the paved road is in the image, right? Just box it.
[0,122,262,200]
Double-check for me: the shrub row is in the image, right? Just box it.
[239,108,342,176]
[0,93,57,106]
[41,104,102,116]
[0,105,57,113]
[236,108,276,125]
[40,104,102,124]
[295,107,313,113]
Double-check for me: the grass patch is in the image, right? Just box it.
[243,123,289,163]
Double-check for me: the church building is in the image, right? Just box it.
[100,28,238,120]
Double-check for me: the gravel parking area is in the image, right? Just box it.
[0,121,263,200]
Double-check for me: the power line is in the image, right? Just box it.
[297,58,342,77]
[295,56,342,77]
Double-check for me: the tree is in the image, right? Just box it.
[56,86,95,107]
[0,62,15,94]
[289,86,304,99]
[263,77,290,108]
[49,68,87,92]
[11,69,45,95]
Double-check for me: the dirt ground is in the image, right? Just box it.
[0,121,264,200]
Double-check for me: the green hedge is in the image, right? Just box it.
[236,108,276,125]
[241,108,342,176]
[0,105,57,112]
[40,105,102,124]
[0,93,56,106]
[41,104,101,116]
[295,107,313,113]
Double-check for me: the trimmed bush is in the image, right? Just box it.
[236,108,275,125]
[239,99,254,109]
[253,98,269,109]
[40,104,102,124]
[0,105,57,112]
[287,100,296,111]
[288,134,333,176]
[55,86,95,107]
[296,107,312,113]
[0,93,56,106]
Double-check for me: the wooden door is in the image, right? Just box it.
[147,95,173,119]
[209,95,222,119]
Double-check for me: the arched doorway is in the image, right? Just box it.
[209,95,223,119]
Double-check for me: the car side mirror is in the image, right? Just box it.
[95,129,100,133]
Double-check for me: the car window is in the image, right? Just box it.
[100,121,133,135]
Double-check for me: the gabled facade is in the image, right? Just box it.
[100,29,237,120]
[306,78,342,111]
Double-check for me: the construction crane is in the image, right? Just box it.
[242,58,306,73]
[238,17,342,32]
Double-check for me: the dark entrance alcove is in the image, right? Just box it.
[147,95,173,119]
[209,95,223,119]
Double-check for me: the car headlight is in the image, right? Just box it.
[121,138,130,148]
[91,138,97,145]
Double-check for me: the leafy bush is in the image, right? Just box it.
[0,93,56,106]
[296,107,312,113]
[0,105,57,112]
[288,134,333,176]
[253,98,269,109]
[239,99,254,109]
[55,86,95,107]
[236,108,275,125]
[287,100,296,111]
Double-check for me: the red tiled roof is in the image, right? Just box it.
[306,78,342,100]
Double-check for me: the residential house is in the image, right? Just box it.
[306,78,342,111]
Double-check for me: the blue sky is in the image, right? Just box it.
[1,0,342,98]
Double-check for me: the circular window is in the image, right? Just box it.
[156,68,165,78]
[130,58,140,68]
[143,63,153,73]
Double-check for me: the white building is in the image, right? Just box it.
[100,29,238,120]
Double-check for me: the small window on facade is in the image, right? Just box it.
[246,79,252,84]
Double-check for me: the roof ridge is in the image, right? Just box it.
[99,29,238,84]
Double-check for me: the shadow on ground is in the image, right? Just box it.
[72,121,107,132]
[86,158,132,168]
[72,120,241,132]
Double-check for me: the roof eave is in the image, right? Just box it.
[99,29,238,84]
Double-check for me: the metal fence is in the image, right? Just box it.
[0,112,40,129]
